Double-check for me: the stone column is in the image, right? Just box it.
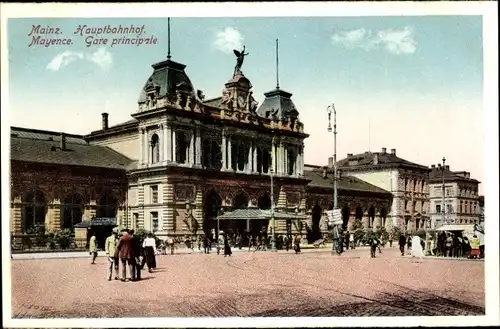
[253,143,257,173]
[139,128,145,166]
[194,187,203,234]
[163,183,175,232]
[270,143,275,174]
[162,124,168,163]
[11,196,23,248]
[362,211,370,230]
[117,206,126,229]
[47,199,61,231]
[374,212,382,231]
[227,137,233,171]
[277,143,283,175]
[189,130,195,166]
[166,125,172,163]
[246,142,252,173]
[284,145,288,176]
[221,131,227,171]
[171,128,177,163]
[195,128,202,167]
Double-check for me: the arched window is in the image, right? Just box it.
[22,190,46,233]
[151,134,160,164]
[96,192,117,218]
[61,193,83,229]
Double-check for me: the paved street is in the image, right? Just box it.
[10,247,485,318]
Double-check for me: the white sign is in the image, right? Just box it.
[327,209,343,226]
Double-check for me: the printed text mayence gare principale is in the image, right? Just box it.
[28,24,159,48]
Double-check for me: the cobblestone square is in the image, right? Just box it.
[11,247,485,318]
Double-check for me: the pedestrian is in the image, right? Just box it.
[349,232,355,249]
[284,235,289,252]
[399,234,406,256]
[411,235,424,261]
[167,236,175,255]
[104,228,119,281]
[469,234,480,259]
[236,234,242,250]
[116,229,135,282]
[217,231,224,255]
[197,235,202,251]
[223,233,232,257]
[203,235,211,254]
[389,230,394,248]
[126,229,141,281]
[445,234,453,257]
[89,232,98,264]
[370,236,379,258]
[293,235,301,254]
[141,233,157,272]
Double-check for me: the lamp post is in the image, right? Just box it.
[441,157,446,227]
[327,103,339,255]
[270,137,277,252]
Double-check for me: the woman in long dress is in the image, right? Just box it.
[142,233,157,272]
[411,235,424,261]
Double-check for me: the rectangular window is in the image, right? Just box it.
[436,204,441,214]
[151,212,158,232]
[133,213,139,229]
[473,206,476,214]
[151,185,158,204]
[447,204,453,214]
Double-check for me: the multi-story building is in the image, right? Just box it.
[336,148,431,232]
[428,163,481,228]
[10,49,393,248]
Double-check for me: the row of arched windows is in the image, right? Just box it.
[20,190,118,233]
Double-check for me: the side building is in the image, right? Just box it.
[336,148,431,232]
[427,163,481,228]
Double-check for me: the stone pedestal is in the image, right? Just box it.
[74,227,88,248]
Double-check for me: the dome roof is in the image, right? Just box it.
[256,88,299,121]
[137,59,194,104]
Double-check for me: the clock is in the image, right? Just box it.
[238,95,245,107]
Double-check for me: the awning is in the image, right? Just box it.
[74,217,117,228]
[436,224,475,232]
[217,209,308,221]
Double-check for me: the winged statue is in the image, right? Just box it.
[233,45,249,77]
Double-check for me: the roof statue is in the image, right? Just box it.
[233,45,249,77]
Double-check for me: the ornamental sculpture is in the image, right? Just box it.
[233,45,249,77]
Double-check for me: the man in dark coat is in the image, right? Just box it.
[130,229,142,281]
[399,234,406,256]
[117,229,135,282]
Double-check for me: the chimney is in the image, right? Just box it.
[101,112,109,130]
[347,153,353,157]
[322,168,327,179]
[431,165,435,169]
[381,147,387,154]
[390,148,396,155]
[445,165,449,171]
[466,172,470,178]
[60,133,66,150]
[438,163,442,168]
[328,157,334,168]
[373,153,379,165]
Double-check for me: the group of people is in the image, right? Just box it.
[436,232,482,259]
[88,228,158,282]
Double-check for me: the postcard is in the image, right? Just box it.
[1,2,498,328]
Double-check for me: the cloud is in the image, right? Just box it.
[213,27,243,54]
[46,47,113,71]
[332,27,417,55]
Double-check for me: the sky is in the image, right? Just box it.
[7,15,485,191]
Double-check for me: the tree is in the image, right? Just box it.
[352,218,364,243]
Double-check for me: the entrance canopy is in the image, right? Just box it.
[74,217,117,228]
[436,224,474,233]
[217,209,307,221]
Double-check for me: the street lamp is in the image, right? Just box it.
[270,137,277,252]
[441,157,446,227]
[327,103,339,255]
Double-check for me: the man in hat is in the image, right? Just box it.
[89,232,98,264]
[105,227,120,281]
